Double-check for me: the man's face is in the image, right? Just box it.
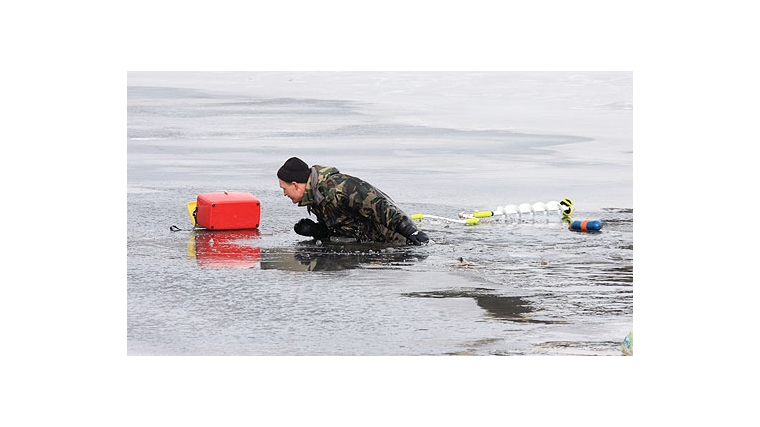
[279,179,305,204]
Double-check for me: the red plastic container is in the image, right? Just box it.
[195,192,260,230]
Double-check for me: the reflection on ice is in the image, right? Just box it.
[260,242,428,271]
[187,230,427,271]
[189,229,261,268]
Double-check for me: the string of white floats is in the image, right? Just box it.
[459,200,566,219]
[413,200,568,226]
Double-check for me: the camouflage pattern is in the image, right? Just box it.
[298,165,415,243]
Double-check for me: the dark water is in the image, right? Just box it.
[127,71,633,356]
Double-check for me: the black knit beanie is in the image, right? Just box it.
[277,157,310,183]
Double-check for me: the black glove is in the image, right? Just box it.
[405,229,429,246]
[396,217,429,246]
[294,218,330,239]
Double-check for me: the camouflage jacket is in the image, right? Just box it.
[299,165,413,243]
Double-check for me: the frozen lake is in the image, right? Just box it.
[127,71,632,356]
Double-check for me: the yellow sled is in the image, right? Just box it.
[187,201,198,227]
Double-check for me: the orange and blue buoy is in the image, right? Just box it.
[569,219,604,232]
